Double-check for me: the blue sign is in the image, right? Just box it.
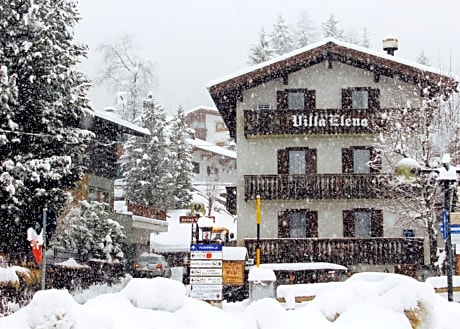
[439,223,460,242]
[190,244,222,252]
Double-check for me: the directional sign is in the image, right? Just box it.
[189,284,222,300]
[190,276,222,285]
[439,223,460,243]
[180,216,199,224]
[190,260,222,268]
[190,244,222,252]
[190,268,222,276]
[190,251,222,260]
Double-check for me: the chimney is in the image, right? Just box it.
[383,37,398,56]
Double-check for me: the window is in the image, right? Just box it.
[278,209,318,238]
[353,148,371,173]
[342,146,380,173]
[207,166,219,176]
[190,121,205,129]
[278,147,317,175]
[343,209,383,237]
[352,89,369,109]
[215,122,227,132]
[192,162,200,174]
[257,104,272,110]
[288,91,305,110]
[277,89,316,110]
[88,188,109,203]
[342,88,380,110]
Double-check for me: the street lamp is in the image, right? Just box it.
[395,154,458,302]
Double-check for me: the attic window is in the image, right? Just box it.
[352,90,369,109]
[288,91,305,110]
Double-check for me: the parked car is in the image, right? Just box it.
[133,253,172,278]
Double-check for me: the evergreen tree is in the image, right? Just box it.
[168,106,194,209]
[53,201,125,262]
[247,27,274,65]
[122,94,171,209]
[0,0,92,254]
[321,13,345,40]
[270,15,294,56]
[360,28,371,48]
[417,50,431,66]
[294,11,318,48]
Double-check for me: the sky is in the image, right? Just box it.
[74,0,460,114]
[1,269,460,328]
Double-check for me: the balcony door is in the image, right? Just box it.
[343,209,383,237]
[342,146,381,173]
[278,147,317,174]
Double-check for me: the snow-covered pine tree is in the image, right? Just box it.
[122,93,171,210]
[167,106,194,209]
[53,201,125,262]
[0,0,92,254]
[247,27,275,65]
[270,15,294,56]
[321,13,345,40]
[293,11,318,48]
[417,50,430,66]
[360,28,371,48]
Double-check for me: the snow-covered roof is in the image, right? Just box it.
[187,137,236,159]
[93,109,150,137]
[208,37,459,139]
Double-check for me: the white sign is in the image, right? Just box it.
[190,260,222,268]
[190,251,223,260]
[451,234,460,244]
[190,268,222,276]
[190,276,223,285]
[189,284,222,300]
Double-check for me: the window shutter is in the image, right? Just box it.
[342,89,352,109]
[371,209,383,237]
[306,148,317,174]
[368,89,380,110]
[343,210,355,237]
[305,90,316,109]
[277,149,289,174]
[278,210,290,238]
[342,148,354,173]
[277,91,288,110]
[306,210,318,237]
[370,147,382,173]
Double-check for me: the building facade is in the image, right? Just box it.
[185,106,230,146]
[208,38,457,275]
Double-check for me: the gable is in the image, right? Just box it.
[208,38,458,139]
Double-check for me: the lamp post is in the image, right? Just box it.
[396,154,458,302]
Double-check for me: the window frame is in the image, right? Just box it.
[342,146,381,173]
[278,209,318,238]
[343,208,383,238]
[277,89,316,110]
[278,147,317,175]
[342,87,380,110]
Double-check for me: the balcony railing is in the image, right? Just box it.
[244,109,384,137]
[244,238,424,266]
[244,173,390,201]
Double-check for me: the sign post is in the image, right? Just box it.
[189,244,223,301]
[41,206,47,290]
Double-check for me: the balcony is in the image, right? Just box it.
[244,237,424,266]
[244,109,384,137]
[244,173,390,201]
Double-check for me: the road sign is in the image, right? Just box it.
[190,268,222,276]
[190,244,222,252]
[190,251,222,260]
[190,276,222,285]
[189,284,222,300]
[180,216,199,224]
[190,260,222,268]
[439,223,460,242]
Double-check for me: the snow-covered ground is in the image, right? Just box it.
[1,272,460,328]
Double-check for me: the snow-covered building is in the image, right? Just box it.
[208,38,457,276]
[185,106,230,146]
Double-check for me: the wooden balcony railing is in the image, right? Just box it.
[244,109,384,137]
[244,238,424,266]
[244,173,391,201]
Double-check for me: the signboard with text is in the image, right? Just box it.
[189,244,222,301]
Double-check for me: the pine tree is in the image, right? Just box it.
[294,11,318,48]
[247,27,274,65]
[321,13,345,40]
[168,106,194,209]
[122,94,171,210]
[53,201,126,262]
[360,28,371,48]
[270,15,294,56]
[417,50,430,66]
[0,0,92,254]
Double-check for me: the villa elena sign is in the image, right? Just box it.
[291,113,369,128]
